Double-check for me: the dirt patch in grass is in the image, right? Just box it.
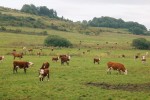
[85,82,150,92]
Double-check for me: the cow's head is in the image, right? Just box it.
[124,69,128,75]
[28,62,34,67]
[2,56,4,59]
[68,55,71,60]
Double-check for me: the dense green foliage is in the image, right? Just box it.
[44,35,72,47]
[88,16,147,35]
[0,13,47,28]
[132,38,150,49]
[21,4,58,18]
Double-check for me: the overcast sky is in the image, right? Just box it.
[1,0,150,29]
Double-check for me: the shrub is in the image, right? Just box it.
[132,38,150,50]
[44,35,72,47]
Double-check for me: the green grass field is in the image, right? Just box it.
[0,29,150,99]
[0,50,150,100]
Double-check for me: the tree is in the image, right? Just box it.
[132,38,150,50]
[21,4,38,15]
[21,4,58,18]
[128,27,144,35]
[44,35,72,47]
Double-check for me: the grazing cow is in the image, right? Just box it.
[107,62,127,75]
[60,55,70,65]
[28,49,33,52]
[52,56,59,62]
[94,58,100,64]
[39,62,50,81]
[12,52,23,59]
[134,55,139,60]
[13,61,34,73]
[37,52,41,57]
[22,47,27,54]
[0,56,4,62]
[122,54,125,58]
[141,55,146,64]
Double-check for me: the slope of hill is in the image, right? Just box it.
[0,6,150,50]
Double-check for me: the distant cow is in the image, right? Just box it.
[52,57,59,62]
[37,52,41,57]
[39,62,50,81]
[141,55,146,64]
[122,54,125,58]
[60,55,70,65]
[0,56,4,62]
[94,58,100,64]
[12,52,23,59]
[28,49,33,52]
[13,61,34,73]
[134,55,139,60]
[107,62,127,75]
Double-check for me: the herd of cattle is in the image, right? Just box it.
[0,50,148,81]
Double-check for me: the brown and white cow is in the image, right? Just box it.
[39,62,50,81]
[13,61,34,73]
[94,58,100,64]
[60,55,70,65]
[0,56,4,63]
[107,62,127,75]
[37,52,41,57]
[12,52,23,59]
[141,55,146,64]
[52,56,59,62]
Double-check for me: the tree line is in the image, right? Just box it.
[21,4,58,18]
[82,16,148,35]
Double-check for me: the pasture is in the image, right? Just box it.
[0,27,150,100]
[0,47,150,100]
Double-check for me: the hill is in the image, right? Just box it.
[0,6,150,50]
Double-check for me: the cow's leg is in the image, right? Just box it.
[42,77,44,81]
[98,61,99,64]
[15,67,18,73]
[13,66,16,73]
[107,68,111,74]
[24,68,26,73]
[47,73,50,81]
[67,61,69,65]
[61,61,63,65]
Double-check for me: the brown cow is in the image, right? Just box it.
[94,58,100,64]
[39,62,50,81]
[37,52,41,57]
[12,52,23,59]
[107,62,127,75]
[0,56,4,62]
[52,57,59,62]
[13,61,34,73]
[60,55,70,65]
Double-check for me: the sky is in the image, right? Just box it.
[0,0,150,29]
